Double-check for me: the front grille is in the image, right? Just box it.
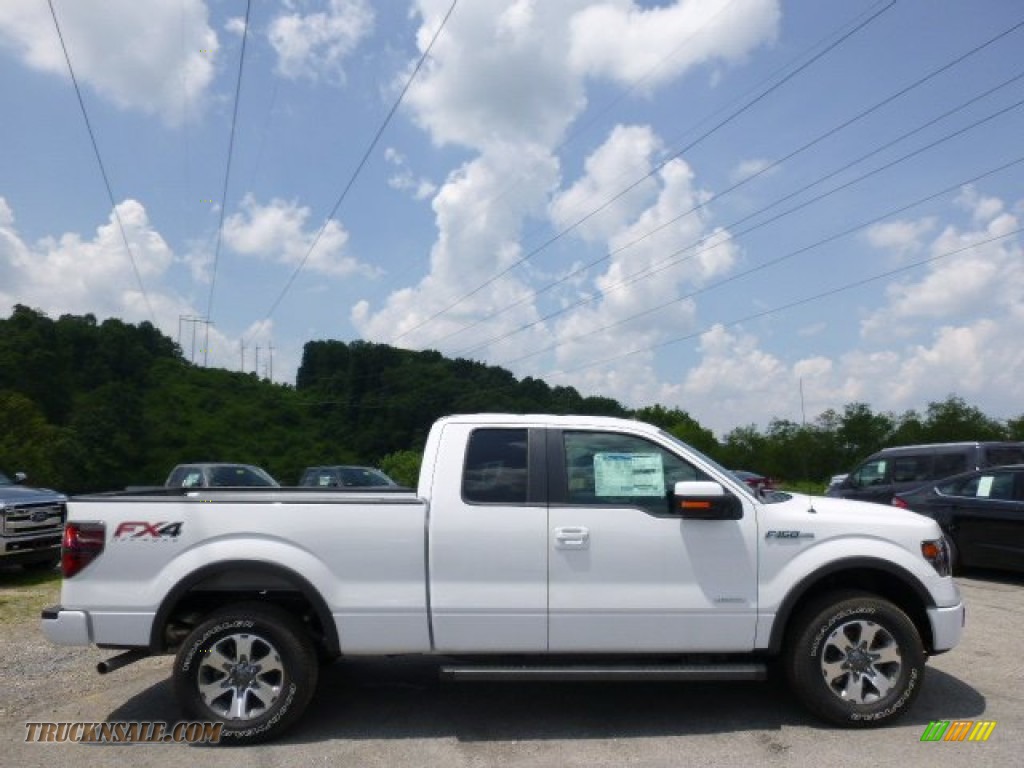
[1,502,66,536]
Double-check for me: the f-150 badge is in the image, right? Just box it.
[765,530,814,539]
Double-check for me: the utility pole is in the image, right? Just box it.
[254,345,261,379]
[178,315,207,364]
[800,377,807,426]
[268,343,274,383]
[239,339,246,372]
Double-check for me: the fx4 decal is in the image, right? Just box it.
[113,521,184,541]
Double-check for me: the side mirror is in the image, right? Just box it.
[14,472,27,484]
[673,481,742,520]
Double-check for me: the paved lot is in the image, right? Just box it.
[2,574,1022,767]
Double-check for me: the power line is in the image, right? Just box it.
[254,0,460,328]
[457,80,1024,362]
[496,154,1024,369]
[204,0,253,364]
[389,0,898,345]
[549,226,1024,379]
[46,0,157,325]
[431,22,1024,353]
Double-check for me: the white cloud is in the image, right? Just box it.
[404,0,594,149]
[569,0,780,88]
[268,0,373,82]
[385,147,438,200]
[549,124,662,243]
[222,195,377,278]
[0,0,216,125]
[0,196,176,323]
[649,192,1024,432]
[357,0,774,409]
[730,157,779,184]
[956,184,1004,224]
[353,144,560,355]
[862,199,1022,338]
[0,196,294,378]
[864,217,936,258]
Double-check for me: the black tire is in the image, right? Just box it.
[785,592,925,727]
[173,602,318,745]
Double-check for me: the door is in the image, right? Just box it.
[427,424,550,652]
[946,469,1024,572]
[547,429,759,652]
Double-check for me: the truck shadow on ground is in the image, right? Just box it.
[106,658,986,745]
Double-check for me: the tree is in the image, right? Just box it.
[380,450,423,488]
[0,390,67,488]
[837,403,894,461]
[918,395,1006,442]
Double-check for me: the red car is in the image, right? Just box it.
[732,469,775,493]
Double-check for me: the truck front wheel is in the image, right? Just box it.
[785,592,925,726]
[172,603,318,745]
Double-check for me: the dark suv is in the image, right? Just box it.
[827,441,1024,505]
[0,470,67,570]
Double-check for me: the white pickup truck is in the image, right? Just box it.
[42,413,965,744]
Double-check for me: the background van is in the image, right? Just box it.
[827,442,1024,504]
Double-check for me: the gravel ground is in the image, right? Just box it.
[2,574,1022,767]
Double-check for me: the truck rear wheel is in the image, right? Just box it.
[785,592,924,726]
[172,603,318,745]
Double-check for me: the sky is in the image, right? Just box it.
[1,0,1022,436]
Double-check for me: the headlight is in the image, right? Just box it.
[921,538,951,577]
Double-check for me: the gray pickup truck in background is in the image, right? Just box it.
[0,470,66,570]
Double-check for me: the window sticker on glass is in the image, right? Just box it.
[594,453,664,497]
[977,475,994,498]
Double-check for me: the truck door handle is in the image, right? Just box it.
[554,526,590,549]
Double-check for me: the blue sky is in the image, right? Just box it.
[1,0,1022,435]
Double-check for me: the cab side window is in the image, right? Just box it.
[462,428,528,504]
[943,471,1018,501]
[562,431,707,515]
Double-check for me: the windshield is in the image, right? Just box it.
[0,471,11,485]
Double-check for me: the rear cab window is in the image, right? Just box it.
[462,428,528,504]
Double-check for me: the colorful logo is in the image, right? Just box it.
[920,720,996,742]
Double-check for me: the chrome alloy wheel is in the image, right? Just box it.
[820,619,903,704]
[197,632,285,720]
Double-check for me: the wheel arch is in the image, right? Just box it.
[768,557,937,655]
[150,559,339,657]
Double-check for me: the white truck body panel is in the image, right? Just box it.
[45,413,964,660]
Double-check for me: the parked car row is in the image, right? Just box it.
[163,463,398,488]
[823,440,1024,575]
[825,441,1024,504]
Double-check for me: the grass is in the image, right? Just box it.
[0,567,61,625]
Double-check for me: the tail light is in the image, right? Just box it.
[62,522,105,578]
[891,497,909,509]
